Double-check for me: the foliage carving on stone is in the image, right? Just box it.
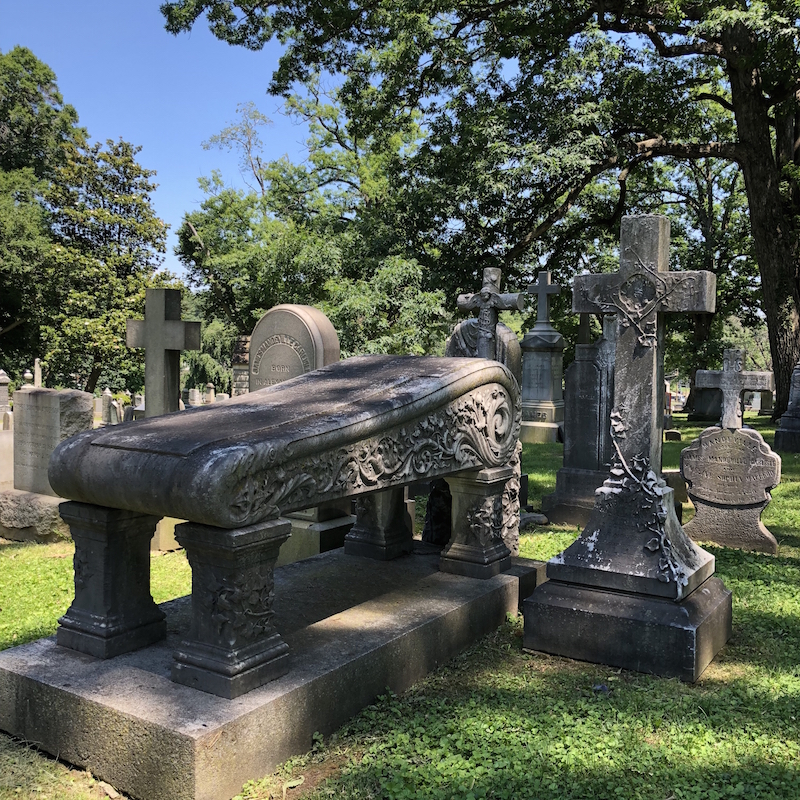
[501,440,522,556]
[193,561,276,647]
[227,384,519,524]
[466,494,504,548]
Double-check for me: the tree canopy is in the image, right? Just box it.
[162,0,800,416]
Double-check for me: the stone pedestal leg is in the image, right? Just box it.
[344,488,413,560]
[57,502,166,658]
[172,518,291,699]
[441,466,513,579]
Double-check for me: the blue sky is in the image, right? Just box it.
[0,0,309,276]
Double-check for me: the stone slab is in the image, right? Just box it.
[0,550,539,800]
[523,576,732,682]
[275,514,355,567]
[0,490,69,542]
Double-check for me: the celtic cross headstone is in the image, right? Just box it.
[524,216,732,682]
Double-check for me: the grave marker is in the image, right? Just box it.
[520,271,564,443]
[524,215,732,682]
[126,288,201,418]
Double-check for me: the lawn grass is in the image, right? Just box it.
[2,412,800,800]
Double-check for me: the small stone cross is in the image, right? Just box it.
[696,349,774,430]
[527,271,561,327]
[573,216,716,472]
[457,268,525,360]
[127,288,201,418]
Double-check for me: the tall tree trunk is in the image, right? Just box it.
[726,28,800,419]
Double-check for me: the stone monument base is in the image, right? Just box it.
[523,576,732,682]
[774,423,800,453]
[520,420,562,444]
[0,490,69,542]
[541,468,607,527]
[0,549,543,800]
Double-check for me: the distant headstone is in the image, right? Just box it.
[520,271,564,443]
[217,392,230,402]
[0,370,10,414]
[205,383,215,404]
[101,388,115,425]
[681,349,780,554]
[758,389,774,416]
[231,336,250,396]
[0,371,11,489]
[13,388,93,496]
[774,357,800,452]
[33,359,42,388]
[126,288,201,418]
[688,387,722,422]
[525,215,731,682]
[22,370,34,388]
[542,315,615,526]
[249,305,340,391]
[187,388,203,407]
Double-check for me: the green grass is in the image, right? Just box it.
[2,412,800,800]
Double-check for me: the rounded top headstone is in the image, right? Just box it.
[249,305,340,391]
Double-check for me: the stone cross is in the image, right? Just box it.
[527,271,561,326]
[126,288,201,418]
[695,349,774,430]
[457,268,525,360]
[573,216,716,473]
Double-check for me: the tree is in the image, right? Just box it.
[161,0,800,417]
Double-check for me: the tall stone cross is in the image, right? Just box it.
[573,216,716,473]
[457,267,525,360]
[696,349,774,430]
[126,288,201,418]
[527,271,561,327]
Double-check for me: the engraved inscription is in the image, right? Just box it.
[251,334,311,389]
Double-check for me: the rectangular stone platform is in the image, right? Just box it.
[0,549,541,800]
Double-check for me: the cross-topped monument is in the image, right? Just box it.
[525,216,732,683]
[527,270,561,327]
[695,349,774,430]
[457,268,525,360]
[127,288,201,418]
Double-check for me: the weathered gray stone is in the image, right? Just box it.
[126,288,201,418]
[542,315,615,525]
[520,271,564,443]
[0,489,69,541]
[231,336,251,397]
[345,488,413,560]
[695,349,774,429]
[758,389,774,416]
[204,383,215,404]
[0,369,10,414]
[249,305,339,391]
[524,215,731,682]
[681,427,780,554]
[0,431,12,491]
[775,357,800,452]
[0,549,540,800]
[14,388,92,496]
[33,358,42,388]
[688,387,722,422]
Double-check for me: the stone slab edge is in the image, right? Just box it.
[0,568,532,800]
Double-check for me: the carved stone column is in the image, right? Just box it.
[57,502,165,658]
[441,466,513,578]
[172,517,291,699]
[345,488,413,560]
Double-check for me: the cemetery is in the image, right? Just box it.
[3,2,800,797]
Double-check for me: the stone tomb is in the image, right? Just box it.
[681,349,780,554]
[519,271,564,443]
[524,215,732,682]
[0,354,539,799]
[542,315,616,526]
[249,305,354,564]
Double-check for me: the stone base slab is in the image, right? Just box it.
[0,550,541,800]
[0,490,69,542]
[523,576,732,682]
[774,426,800,453]
[276,514,355,567]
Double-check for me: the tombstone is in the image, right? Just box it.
[0,371,11,490]
[774,358,800,451]
[187,388,203,407]
[13,388,93,497]
[0,370,10,414]
[110,399,122,424]
[205,383,215,404]
[520,271,564,443]
[421,268,525,559]
[688,386,722,421]
[542,315,616,526]
[248,305,354,564]
[525,215,732,682]
[231,335,250,396]
[758,389,774,416]
[33,358,42,388]
[249,305,339,391]
[217,392,230,402]
[126,287,201,418]
[101,387,115,425]
[680,349,780,553]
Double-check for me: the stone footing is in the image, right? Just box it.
[0,550,542,800]
[523,576,732,682]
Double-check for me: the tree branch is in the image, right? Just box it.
[635,136,742,163]
[0,318,26,337]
